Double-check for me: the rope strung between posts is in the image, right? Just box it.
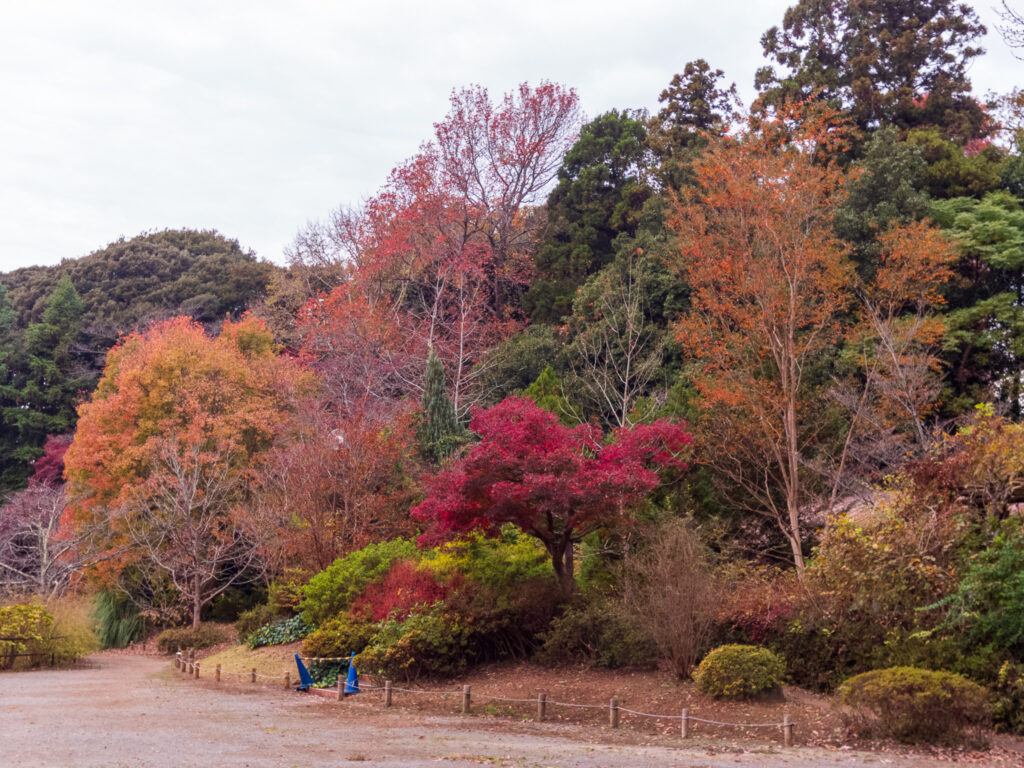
[168,657,795,730]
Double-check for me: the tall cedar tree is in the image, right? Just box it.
[649,59,741,188]
[0,281,22,493]
[418,348,463,464]
[413,396,691,595]
[1,276,87,491]
[755,0,988,142]
[524,110,652,323]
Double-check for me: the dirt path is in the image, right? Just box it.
[0,654,1007,767]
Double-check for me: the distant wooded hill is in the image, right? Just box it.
[1,229,278,342]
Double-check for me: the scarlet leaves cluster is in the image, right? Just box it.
[412,397,691,593]
[350,560,447,622]
[299,82,581,418]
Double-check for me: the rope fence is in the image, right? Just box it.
[171,651,797,746]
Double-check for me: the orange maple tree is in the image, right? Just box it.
[64,316,310,624]
[670,107,956,576]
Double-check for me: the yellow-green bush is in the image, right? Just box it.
[694,644,785,699]
[43,598,99,663]
[302,615,376,659]
[0,603,53,669]
[838,667,991,744]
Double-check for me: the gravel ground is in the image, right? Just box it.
[0,654,1011,768]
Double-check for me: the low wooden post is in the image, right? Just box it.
[336,677,344,701]
[783,713,794,747]
[461,685,471,714]
[215,664,221,682]
[174,653,180,671]
[681,708,689,739]
[186,659,192,675]
[251,667,257,683]
[609,697,619,728]
[193,661,199,679]
[537,692,546,722]
[384,680,393,708]
[284,672,291,690]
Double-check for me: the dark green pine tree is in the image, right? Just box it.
[523,110,653,324]
[417,348,464,464]
[0,280,24,493]
[2,275,87,487]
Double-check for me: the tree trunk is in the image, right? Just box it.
[549,535,576,596]
[192,580,202,628]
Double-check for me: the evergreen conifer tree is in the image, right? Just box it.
[417,348,464,463]
[0,281,23,493]
[2,275,87,487]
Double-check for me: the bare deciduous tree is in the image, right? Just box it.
[122,440,274,627]
[622,519,720,678]
[0,484,116,598]
[568,253,665,428]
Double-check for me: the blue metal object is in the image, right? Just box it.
[294,653,315,690]
[344,652,360,695]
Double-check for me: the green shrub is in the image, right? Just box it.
[935,524,1024,653]
[93,591,142,649]
[154,623,231,654]
[355,608,473,683]
[246,615,312,649]
[235,604,281,643]
[302,614,376,659]
[838,667,991,744]
[536,597,656,669]
[301,540,419,625]
[993,661,1024,734]
[694,644,785,699]
[268,568,311,615]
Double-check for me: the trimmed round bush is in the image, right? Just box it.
[838,667,991,744]
[694,644,785,699]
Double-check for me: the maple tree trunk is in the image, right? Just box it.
[549,536,576,596]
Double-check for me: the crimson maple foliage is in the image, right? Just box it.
[350,560,448,622]
[412,397,691,594]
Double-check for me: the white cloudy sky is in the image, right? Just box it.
[0,0,1019,272]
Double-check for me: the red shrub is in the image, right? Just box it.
[352,560,447,621]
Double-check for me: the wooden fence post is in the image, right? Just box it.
[783,713,794,747]
[337,676,344,701]
[215,664,221,682]
[174,653,180,671]
[384,680,393,708]
[461,685,471,714]
[251,667,256,683]
[284,672,290,690]
[193,661,199,679]
[681,708,689,739]
[609,698,619,728]
[537,692,546,722]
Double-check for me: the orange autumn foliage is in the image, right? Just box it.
[63,316,311,570]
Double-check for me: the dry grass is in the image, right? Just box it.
[195,640,302,682]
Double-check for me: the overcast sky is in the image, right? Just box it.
[0,1,1019,273]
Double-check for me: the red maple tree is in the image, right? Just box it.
[412,397,692,594]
